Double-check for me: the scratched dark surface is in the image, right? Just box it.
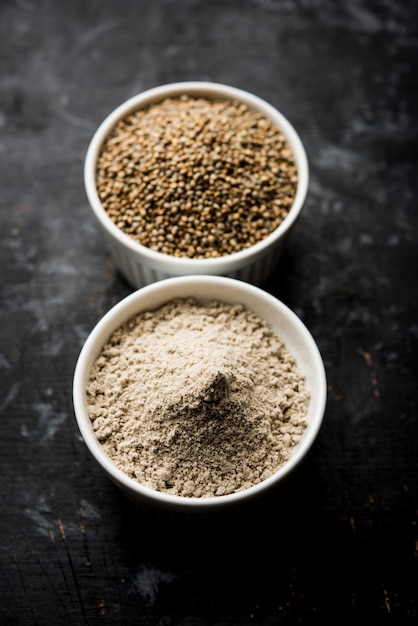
[1,0,417,624]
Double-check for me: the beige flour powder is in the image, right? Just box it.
[87,298,310,497]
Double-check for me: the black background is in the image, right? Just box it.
[1,1,417,624]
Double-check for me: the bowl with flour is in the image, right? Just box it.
[73,275,327,516]
[84,81,309,288]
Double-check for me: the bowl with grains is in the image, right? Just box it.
[73,275,327,517]
[84,81,309,288]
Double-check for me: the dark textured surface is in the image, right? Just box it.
[1,1,417,624]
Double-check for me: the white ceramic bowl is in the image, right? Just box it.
[84,81,309,288]
[73,275,326,517]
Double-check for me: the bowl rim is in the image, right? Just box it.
[73,275,327,512]
[84,80,309,269]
